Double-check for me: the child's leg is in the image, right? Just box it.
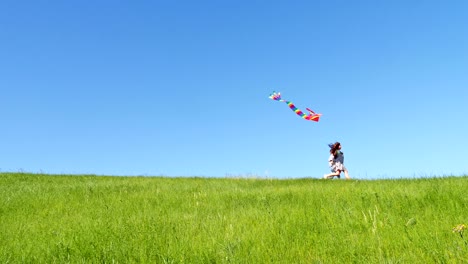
[344,170,350,180]
[323,170,341,179]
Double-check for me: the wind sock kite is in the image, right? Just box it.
[269,91,321,122]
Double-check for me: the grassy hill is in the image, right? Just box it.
[1,173,467,263]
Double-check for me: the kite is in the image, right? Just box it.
[269,91,321,122]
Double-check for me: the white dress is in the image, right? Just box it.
[329,151,346,172]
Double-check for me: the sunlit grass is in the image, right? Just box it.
[1,173,467,263]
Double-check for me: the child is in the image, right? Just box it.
[323,142,350,179]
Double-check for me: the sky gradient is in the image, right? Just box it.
[1,1,467,179]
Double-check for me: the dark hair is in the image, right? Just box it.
[329,142,341,156]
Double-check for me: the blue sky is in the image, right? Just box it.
[1,1,467,179]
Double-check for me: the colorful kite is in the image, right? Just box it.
[269,91,321,122]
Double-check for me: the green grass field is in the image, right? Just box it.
[1,173,467,263]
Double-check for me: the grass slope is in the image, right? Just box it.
[1,173,467,263]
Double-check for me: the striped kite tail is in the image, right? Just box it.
[269,91,321,122]
[286,101,307,118]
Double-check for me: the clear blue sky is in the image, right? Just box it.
[1,1,467,179]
